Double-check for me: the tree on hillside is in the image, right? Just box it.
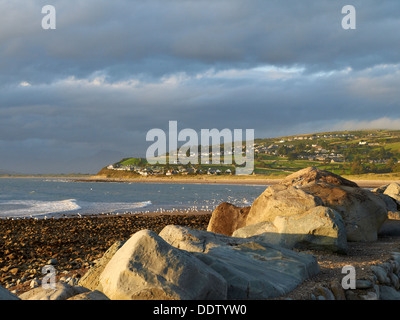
[350,160,366,175]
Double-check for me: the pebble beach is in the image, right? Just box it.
[0,211,211,294]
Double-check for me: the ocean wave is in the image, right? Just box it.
[0,199,81,218]
[78,200,153,215]
[0,199,153,218]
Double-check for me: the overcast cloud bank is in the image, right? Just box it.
[0,0,399,173]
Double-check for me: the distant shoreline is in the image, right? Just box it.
[77,176,398,188]
[0,175,89,180]
[75,177,280,186]
[1,174,399,188]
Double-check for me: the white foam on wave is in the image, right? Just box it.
[0,199,153,218]
[0,199,81,218]
[78,200,153,215]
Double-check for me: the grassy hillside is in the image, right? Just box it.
[95,129,400,180]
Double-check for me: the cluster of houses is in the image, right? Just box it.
[106,164,233,176]
[279,133,355,142]
[253,143,346,163]
[252,132,399,164]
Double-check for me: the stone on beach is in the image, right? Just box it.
[67,289,110,300]
[299,181,387,241]
[0,284,20,300]
[206,202,250,236]
[159,224,249,253]
[68,225,319,300]
[208,167,389,246]
[233,206,347,253]
[98,229,228,300]
[160,225,319,299]
[378,194,400,218]
[383,182,400,202]
[280,166,359,188]
[78,240,125,291]
[245,184,324,226]
[18,282,89,300]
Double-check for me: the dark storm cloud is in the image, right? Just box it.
[0,0,400,173]
[1,0,399,84]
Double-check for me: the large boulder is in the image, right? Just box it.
[19,282,89,300]
[300,182,387,241]
[373,183,400,220]
[67,290,110,300]
[160,224,249,253]
[160,225,320,299]
[280,167,359,188]
[378,194,399,214]
[213,168,388,243]
[0,285,20,300]
[233,206,347,253]
[207,202,250,236]
[383,182,400,202]
[79,240,125,290]
[245,184,324,226]
[98,229,227,300]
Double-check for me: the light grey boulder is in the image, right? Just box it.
[160,225,320,300]
[384,182,400,202]
[0,285,20,300]
[67,290,110,300]
[98,229,227,300]
[19,282,89,300]
[280,167,359,188]
[79,240,125,290]
[159,224,252,253]
[295,182,388,242]
[209,168,387,243]
[233,206,347,253]
[372,184,390,194]
[245,184,324,227]
[245,168,387,242]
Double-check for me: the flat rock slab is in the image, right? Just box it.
[160,225,320,299]
[19,282,89,300]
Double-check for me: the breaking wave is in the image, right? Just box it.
[0,199,152,218]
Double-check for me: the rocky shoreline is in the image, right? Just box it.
[2,167,400,300]
[0,213,211,295]
[2,213,400,300]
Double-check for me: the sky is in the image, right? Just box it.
[0,0,399,174]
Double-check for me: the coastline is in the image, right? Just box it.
[3,209,400,299]
[77,176,399,188]
[75,176,280,186]
[2,173,399,189]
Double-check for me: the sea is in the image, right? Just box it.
[0,178,267,219]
